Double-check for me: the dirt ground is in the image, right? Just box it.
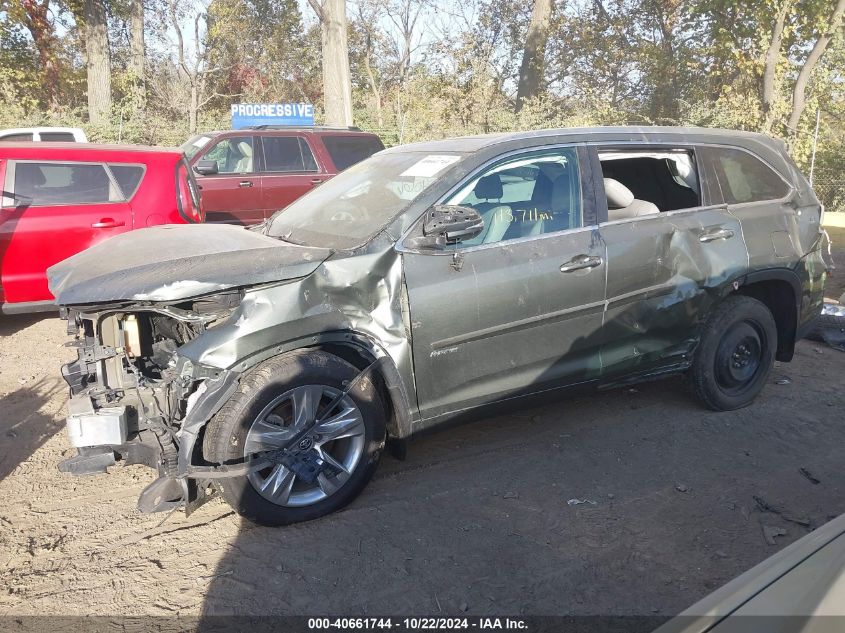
[1,233,844,619]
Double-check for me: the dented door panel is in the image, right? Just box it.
[599,207,748,379]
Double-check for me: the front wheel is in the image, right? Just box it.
[203,350,386,526]
[690,296,778,411]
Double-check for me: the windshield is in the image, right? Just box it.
[266,151,463,249]
[180,135,214,160]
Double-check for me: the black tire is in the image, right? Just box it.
[690,295,777,411]
[203,350,386,526]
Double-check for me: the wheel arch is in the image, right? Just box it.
[227,330,415,442]
[735,268,801,362]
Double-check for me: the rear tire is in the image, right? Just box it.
[690,296,777,411]
[203,350,386,526]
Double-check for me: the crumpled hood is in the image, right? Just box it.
[47,224,332,305]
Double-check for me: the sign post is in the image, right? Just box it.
[231,103,315,129]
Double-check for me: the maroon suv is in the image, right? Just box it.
[181,127,385,225]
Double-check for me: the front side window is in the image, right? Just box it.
[709,147,789,204]
[444,148,582,246]
[12,162,121,206]
[262,136,318,172]
[203,137,254,174]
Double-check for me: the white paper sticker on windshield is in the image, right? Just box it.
[400,155,461,178]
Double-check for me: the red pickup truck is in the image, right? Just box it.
[181,127,385,225]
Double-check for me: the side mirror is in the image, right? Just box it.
[194,160,218,176]
[408,205,484,249]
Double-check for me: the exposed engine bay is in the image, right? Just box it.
[59,290,243,513]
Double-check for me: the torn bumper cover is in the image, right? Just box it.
[56,303,244,514]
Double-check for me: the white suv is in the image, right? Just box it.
[0,127,87,143]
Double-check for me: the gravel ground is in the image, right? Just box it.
[0,235,843,619]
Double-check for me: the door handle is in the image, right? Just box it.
[239,181,254,188]
[91,218,125,229]
[310,178,324,185]
[560,254,603,273]
[699,228,735,243]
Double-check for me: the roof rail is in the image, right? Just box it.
[243,125,363,132]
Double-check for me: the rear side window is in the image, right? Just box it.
[108,164,145,199]
[39,132,76,142]
[322,135,385,171]
[262,136,318,172]
[11,162,121,205]
[708,147,789,204]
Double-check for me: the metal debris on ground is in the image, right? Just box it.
[799,468,821,485]
[753,495,811,527]
[774,377,792,385]
[762,525,788,546]
[806,302,845,351]
[567,498,597,506]
[675,484,690,493]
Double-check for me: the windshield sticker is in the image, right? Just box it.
[192,136,211,148]
[400,155,461,178]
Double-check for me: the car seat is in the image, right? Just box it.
[234,142,253,173]
[604,178,660,220]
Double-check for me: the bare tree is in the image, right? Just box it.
[515,0,553,112]
[761,0,790,132]
[80,0,112,124]
[308,0,354,127]
[129,0,145,109]
[355,1,385,128]
[786,0,845,135]
[166,0,229,134]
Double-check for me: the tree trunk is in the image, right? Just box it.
[761,0,790,132]
[129,0,146,110]
[189,83,199,134]
[786,0,845,135]
[82,0,112,125]
[515,0,553,113]
[20,0,60,109]
[320,0,353,127]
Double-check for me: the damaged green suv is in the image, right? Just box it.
[49,127,827,526]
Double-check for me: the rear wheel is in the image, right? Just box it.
[690,296,777,411]
[203,350,386,526]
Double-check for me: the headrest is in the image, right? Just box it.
[604,178,634,209]
[474,174,503,200]
[237,141,253,158]
[550,174,572,210]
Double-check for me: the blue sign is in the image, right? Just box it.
[231,103,314,129]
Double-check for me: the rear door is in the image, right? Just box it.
[194,135,262,225]
[258,135,325,218]
[593,145,749,380]
[1,160,132,304]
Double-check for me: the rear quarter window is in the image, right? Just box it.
[10,161,122,206]
[707,147,790,204]
[322,135,385,171]
[108,164,145,199]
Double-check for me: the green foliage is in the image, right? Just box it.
[0,0,843,172]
